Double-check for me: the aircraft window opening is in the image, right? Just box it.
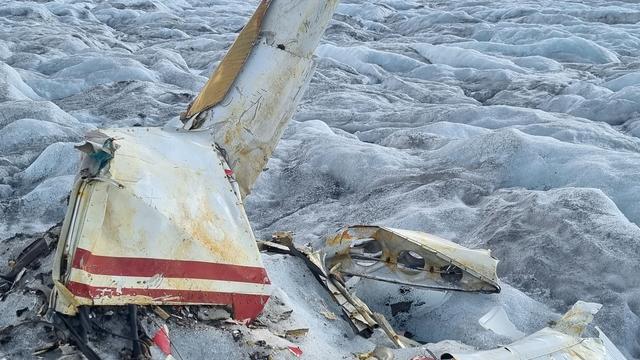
[397,250,425,271]
[349,238,383,267]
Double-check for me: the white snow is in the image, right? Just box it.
[1,0,640,358]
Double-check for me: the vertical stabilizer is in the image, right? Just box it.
[180,0,339,196]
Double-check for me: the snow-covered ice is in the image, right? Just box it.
[1,0,639,358]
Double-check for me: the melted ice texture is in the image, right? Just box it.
[1,0,640,358]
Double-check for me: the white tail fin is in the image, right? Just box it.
[182,0,339,196]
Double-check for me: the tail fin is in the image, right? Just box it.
[182,0,339,196]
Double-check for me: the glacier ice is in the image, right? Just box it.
[1,0,640,358]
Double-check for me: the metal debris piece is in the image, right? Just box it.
[372,345,394,360]
[257,240,291,254]
[182,0,272,120]
[257,232,296,254]
[248,327,301,353]
[51,128,270,322]
[288,345,303,358]
[320,226,500,294]
[320,258,378,337]
[410,356,436,360]
[443,301,627,360]
[261,230,423,348]
[271,232,294,247]
[32,342,59,356]
[232,329,243,342]
[478,306,525,340]
[553,300,601,336]
[3,236,48,281]
[153,306,171,320]
[267,226,500,346]
[75,131,118,177]
[356,345,395,360]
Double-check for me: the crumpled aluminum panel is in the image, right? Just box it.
[446,301,626,360]
[447,327,606,359]
[320,225,500,293]
[52,128,270,321]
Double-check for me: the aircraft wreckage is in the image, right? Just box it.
[43,0,626,359]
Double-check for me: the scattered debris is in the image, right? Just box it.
[356,345,394,360]
[443,301,625,359]
[320,226,500,294]
[3,236,48,281]
[321,310,337,320]
[0,0,630,358]
[153,306,171,321]
[152,324,171,356]
[259,227,499,349]
[256,288,309,340]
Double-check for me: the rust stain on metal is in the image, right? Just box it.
[319,226,501,293]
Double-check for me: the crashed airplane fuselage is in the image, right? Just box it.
[51,0,340,322]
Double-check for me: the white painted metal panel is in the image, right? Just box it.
[53,128,270,321]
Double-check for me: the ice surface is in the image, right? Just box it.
[1,0,640,358]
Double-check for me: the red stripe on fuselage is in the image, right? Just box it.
[71,248,270,284]
[66,281,269,321]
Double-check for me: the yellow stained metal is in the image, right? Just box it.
[321,225,500,293]
[51,128,270,318]
[183,0,271,119]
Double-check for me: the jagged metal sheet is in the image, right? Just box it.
[446,302,626,360]
[183,0,271,119]
[319,225,501,293]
